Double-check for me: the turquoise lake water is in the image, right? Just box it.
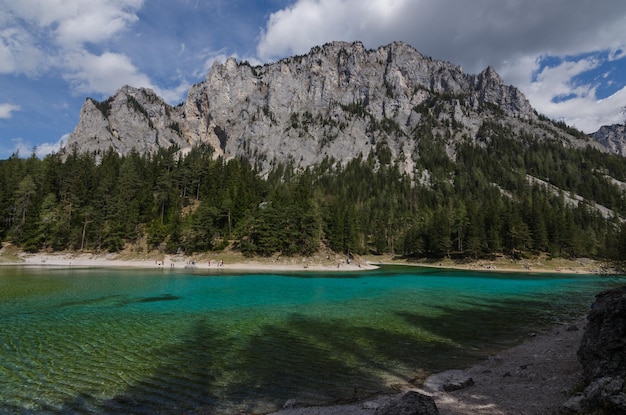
[0,265,624,414]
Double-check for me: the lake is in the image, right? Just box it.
[0,265,623,414]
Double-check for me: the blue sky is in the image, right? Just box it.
[1,0,626,159]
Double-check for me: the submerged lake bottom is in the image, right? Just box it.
[0,265,623,414]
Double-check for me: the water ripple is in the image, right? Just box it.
[1,267,623,414]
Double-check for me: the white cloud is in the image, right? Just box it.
[6,0,189,104]
[257,0,368,61]
[57,1,142,47]
[0,0,152,95]
[258,0,626,70]
[3,0,143,47]
[0,26,43,74]
[549,86,626,132]
[194,49,234,79]
[35,134,68,157]
[62,50,190,104]
[10,137,36,157]
[511,55,626,132]
[0,103,20,119]
[157,82,192,105]
[256,0,626,132]
[530,58,600,104]
[608,47,626,62]
[9,135,66,159]
[10,135,66,158]
[63,51,154,96]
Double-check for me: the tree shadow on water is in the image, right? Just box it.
[395,296,571,368]
[48,318,228,414]
[10,296,568,414]
[39,314,428,414]
[225,312,494,412]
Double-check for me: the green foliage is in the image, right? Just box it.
[413,92,467,117]
[168,122,182,135]
[239,169,321,256]
[375,142,392,165]
[340,101,367,117]
[551,119,590,141]
[125,95,154,128]
[89,97,113,118]
[481,101,505,117]
[0,128,624,262]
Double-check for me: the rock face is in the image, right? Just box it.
[65,86,188,158]
[592,124,626,157]
[577,286,626,413]
[64,41,609,170]
[182,41,535,170]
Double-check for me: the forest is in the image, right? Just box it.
[1,130,626,263]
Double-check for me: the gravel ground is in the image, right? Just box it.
[426,318,585,415]
[268,318,586,415]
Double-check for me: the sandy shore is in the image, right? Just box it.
[1,247,613,276]
[1,251,378,272]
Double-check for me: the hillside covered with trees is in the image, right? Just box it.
[2,127,626,263]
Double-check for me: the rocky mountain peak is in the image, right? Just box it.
[63,40,605,171]
[64,84,187,159]
[592,124,626,157]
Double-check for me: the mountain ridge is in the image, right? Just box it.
[63,40,615,171]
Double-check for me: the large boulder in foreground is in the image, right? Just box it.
[576,286,626,413]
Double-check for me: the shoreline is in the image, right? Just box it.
[366,253,617,275]
[0,251,379,272]
[1,247,616,414]
[0,248,618,275]
[268,317,589,415]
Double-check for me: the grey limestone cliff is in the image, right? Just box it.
[181,41,537,170]
[64,86,188,158]
[64,41,606,170]
[592,124,626,157]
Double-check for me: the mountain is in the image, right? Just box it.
[65,86,187,156]
[6,41,626,261]
[63,41,609,171]
[592,124,626,157]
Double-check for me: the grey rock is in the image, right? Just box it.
[423,369,474,393]
[443,376,474,392]
[592,124,626,157]
[375,391,439,415]
[561,394,583,412]
[577,286,626,413]
[579,376,626,414]
[578,286,626,381]
[64,41,611,173]
[282,398,298,409]
[64,86,188,160]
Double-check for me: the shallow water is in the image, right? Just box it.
[0,265,623,414]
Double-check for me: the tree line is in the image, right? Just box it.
[1,133,625,262]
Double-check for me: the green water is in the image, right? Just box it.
[0,265,623,414]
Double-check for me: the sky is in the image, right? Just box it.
[1,0,626,159]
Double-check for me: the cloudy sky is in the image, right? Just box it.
[1,0,626,159]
